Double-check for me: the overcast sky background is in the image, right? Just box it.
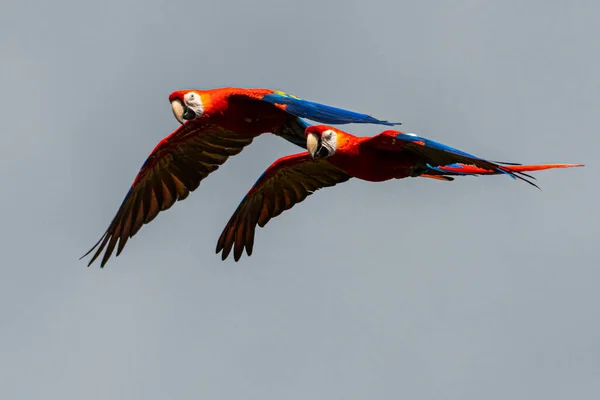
[1,0,598,398]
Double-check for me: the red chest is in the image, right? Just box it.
[330,146,418,182]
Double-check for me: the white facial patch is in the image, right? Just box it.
[320,129,337,156]
[183,92,204,117]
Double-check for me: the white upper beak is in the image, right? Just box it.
[171,99,185,124]
[306,132,319,160]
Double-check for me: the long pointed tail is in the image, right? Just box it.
[436,163,584,175]
[421,163,583,186]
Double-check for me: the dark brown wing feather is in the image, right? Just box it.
[82,122,254,267]
[216,153,352,262]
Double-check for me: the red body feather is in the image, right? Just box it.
[169,88,294,136]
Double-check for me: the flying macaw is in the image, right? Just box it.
[168,87,400,147]
[216,125,583,261]
[82,88,399,267]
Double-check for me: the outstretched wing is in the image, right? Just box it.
[216,153,352,262]
[365,131,540,188]
[82,122,255,267]
[260,90,401,126]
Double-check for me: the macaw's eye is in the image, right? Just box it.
[185,92,198,104]
[322,130,335,141]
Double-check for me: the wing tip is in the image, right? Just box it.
[80,233,108,267]
[367,116,401,126]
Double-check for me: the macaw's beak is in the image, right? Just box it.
[182,106,197,120]
[171,99,198,125]
[171,99,185,124]
[307,132,321,160]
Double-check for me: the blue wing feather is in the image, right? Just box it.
[396,133,518,181]
[261,92,400,126]
[426,163,472,176]
[397,133,485,161]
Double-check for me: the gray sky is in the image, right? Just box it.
[1,0,598,398]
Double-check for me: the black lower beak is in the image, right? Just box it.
[182,106,197,120]
[315,146,329,159]
[309,145,329,161]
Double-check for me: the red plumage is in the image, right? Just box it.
[216,125,583,261]
[82,89,394,267]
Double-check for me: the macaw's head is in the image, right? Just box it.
[305,125,340,160]
[169,90,205,124]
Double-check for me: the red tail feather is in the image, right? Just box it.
[439,163,584,175]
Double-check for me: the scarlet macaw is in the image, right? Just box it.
[168,87,400,147]
[216,125,582,261]
[82,88,398,267]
